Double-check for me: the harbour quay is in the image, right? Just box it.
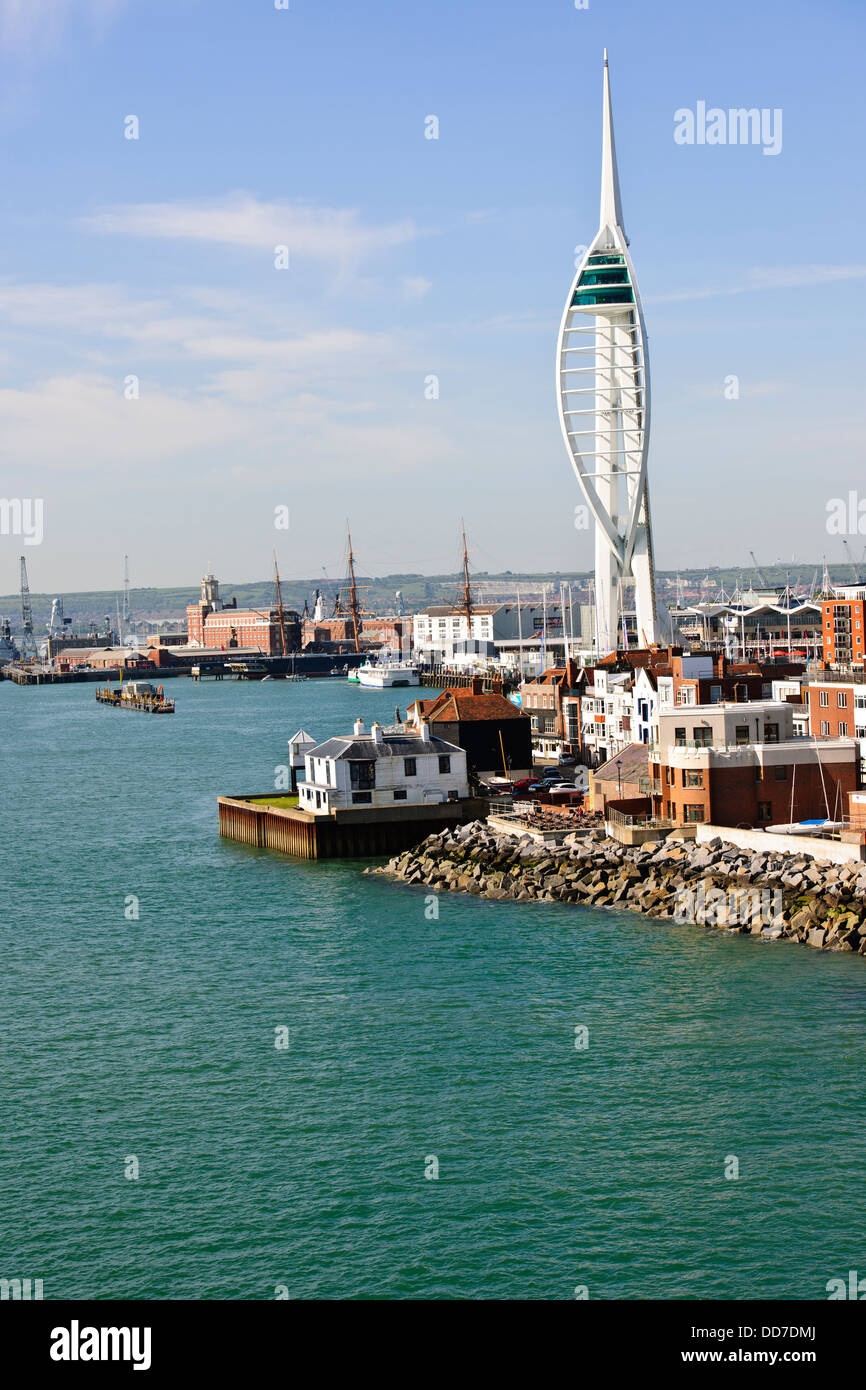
[218,793,489,859]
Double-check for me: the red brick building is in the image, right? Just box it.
[301,615,408,650]
[651,701,857,828]
[821,590,866,666]
[519,659,582,755]
[185,573,300,654]
[807,680,857,740]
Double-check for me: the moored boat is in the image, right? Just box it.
[96,680,174,713]
[356,659,420,689]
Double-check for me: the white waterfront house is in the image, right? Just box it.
[298,718,469,815]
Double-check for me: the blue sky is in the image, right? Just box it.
[0,0,864,593]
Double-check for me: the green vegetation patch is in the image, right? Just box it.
[244,794,299,809]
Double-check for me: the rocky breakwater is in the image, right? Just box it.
[370,822,866,956]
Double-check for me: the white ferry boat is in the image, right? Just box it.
[356,659,420,689]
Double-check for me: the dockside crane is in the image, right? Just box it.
[749,550,770,588]
[19,555,37,659]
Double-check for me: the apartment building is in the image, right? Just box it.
[650,700,856,828]
[821,585,866,667]
[807,678,866,781]
[520,661,580,761]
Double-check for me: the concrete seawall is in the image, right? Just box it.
[696,822,865,865]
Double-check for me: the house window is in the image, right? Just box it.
[710,685,721,704]
[438,755,451,774]
[352,792,372,804]
[820,720,830,736]
[764,723,779,743]
[393,789,407,801]
[674,727,686,746]
[819,690,829,707]
[683,805,705,823]
[735,725,749,745]
[693,727,712,747]
[685,770,703,788]
[315,790,322,808]
[837,692,848,708]
[757,802,772,822]
[839,722,849,737]
[447,789,459,801]
[349,759,376,790]
[774,765,787,781]
[404,758,417,776]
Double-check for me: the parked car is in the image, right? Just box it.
[511,777,537,794]
[546,781,576,792]
[558,753,576,765]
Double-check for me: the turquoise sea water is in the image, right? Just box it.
[1,676,865,1300]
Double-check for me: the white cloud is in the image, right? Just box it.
[0,370,447,485]
[649,264,866,305]
[402,276,432,302]
[0,281,397,370]
[81,193,419,271]
[0,373,246,468]
[0,0,127,52]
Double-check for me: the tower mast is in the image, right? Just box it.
[273,552,288,656]
[461,519,473,630]
[346,521,361,654]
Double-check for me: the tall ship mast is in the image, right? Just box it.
[346,522,362,654]
[460,519,473,629]
[272,553,289,656]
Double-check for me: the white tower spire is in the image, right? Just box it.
[600,49,624,235]
[556,51,666,654]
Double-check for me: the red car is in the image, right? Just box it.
[511,777,537,794]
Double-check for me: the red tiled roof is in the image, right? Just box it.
[420,689,526,722]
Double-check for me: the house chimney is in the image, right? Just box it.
[420,721,432,742]
[471,675,482,696]
[354,717,365,736]
[371,720,383,744]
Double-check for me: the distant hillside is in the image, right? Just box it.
[0,562,849,635]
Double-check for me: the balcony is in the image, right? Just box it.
[808,665,866,681]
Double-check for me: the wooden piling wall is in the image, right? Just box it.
[218,796,487,860]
